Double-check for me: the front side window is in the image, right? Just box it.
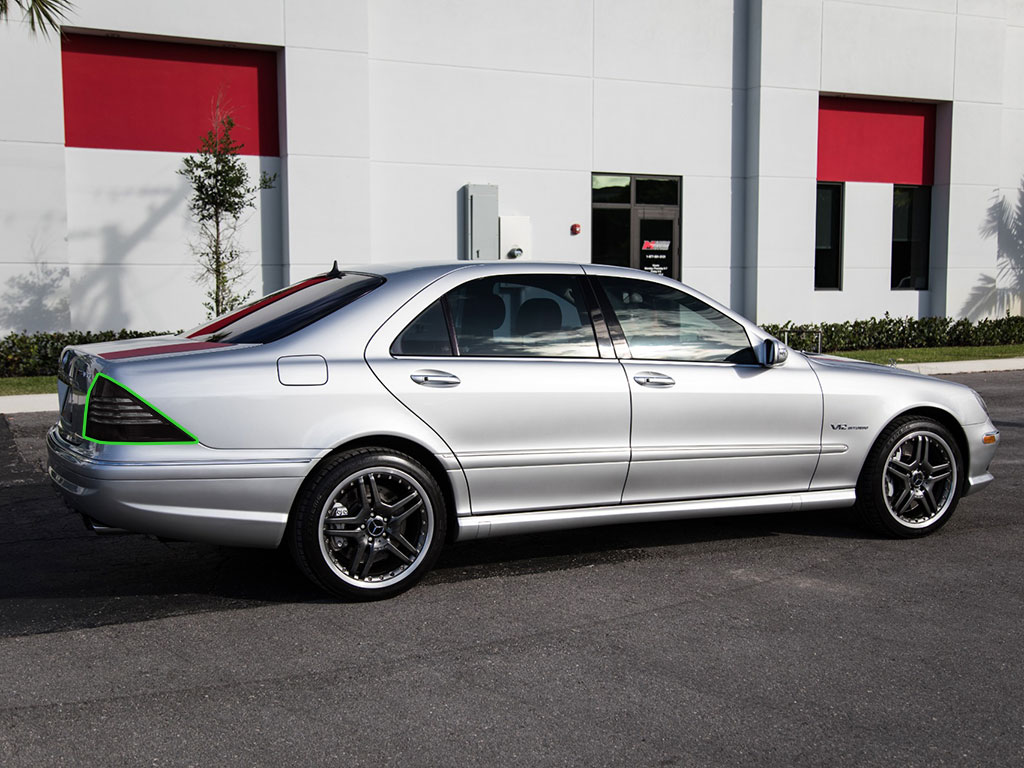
[597,276,755,364]
[891,185,931,290]
[815,182,843,290]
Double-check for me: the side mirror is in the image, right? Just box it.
[762,338,788,367]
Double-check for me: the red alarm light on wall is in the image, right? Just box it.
[570,223,581,235]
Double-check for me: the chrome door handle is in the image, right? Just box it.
[410,370,461,388]
[633,371,675,388]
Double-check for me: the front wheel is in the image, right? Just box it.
[855,416,964,538]
[288,448,446,600]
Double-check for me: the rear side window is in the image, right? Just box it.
[391,300,453,356]
[187,273,384,343]
[598,276,755,364]
[391,275,599,358]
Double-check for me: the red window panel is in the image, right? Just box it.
[62,34,279,156]
[817,97,935,185]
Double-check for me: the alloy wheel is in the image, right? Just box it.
[882,430,957,528]
[317,467,434,588]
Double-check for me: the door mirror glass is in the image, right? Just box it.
[762,338,788,367]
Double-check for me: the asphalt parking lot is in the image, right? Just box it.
[1,371,1022,767]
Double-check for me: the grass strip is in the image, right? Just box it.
[833,345,1024,365]
[0,376,56,396]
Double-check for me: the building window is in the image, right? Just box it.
[814,182,843,290]
[592,174,681,280]
[891,185,931,290]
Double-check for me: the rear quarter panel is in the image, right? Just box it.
[75,276,459,461]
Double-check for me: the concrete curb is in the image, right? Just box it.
[0,393,59,415]
[894,357,1024,375]
[2,357,1022,416]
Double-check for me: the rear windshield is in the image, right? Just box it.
[186,273,385,343]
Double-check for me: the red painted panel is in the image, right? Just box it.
[187,277,330,338]
[817,97,935,185]
[99,342,230,360]
[62,34,279,156]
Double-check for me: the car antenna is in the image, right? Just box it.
[327,260,343,278]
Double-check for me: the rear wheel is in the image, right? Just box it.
[289,448,446,600]
[855,416,963,538]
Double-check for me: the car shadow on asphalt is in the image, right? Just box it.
[0,412,876,635]
[0,468,874,638]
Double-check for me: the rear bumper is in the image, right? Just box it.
[46,426,309,548]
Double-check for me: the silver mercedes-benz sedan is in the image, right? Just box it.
[48,261,1000,599]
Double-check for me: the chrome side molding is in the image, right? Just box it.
[456,488,857,541]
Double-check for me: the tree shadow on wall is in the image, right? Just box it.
[70,183,187,331]
[0,235,70,333]
[960,179,1024,320]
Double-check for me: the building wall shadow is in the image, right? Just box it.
[69,182,187,331]
[961,178,1024,319]
[0,234,70,333]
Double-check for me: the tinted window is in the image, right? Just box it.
[391,300,452,356]
[592,174,631,204]
[187,273,384,344]
[592,208,631,269]
[449,275,598,358]
[815,182,843,290]
[598,276,755,364]
[635,177,679,206]
[891,185,930,290]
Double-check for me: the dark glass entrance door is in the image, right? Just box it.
[592,174,681,280]
[636,214,676,278]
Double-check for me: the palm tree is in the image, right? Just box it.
[0,0,73,36]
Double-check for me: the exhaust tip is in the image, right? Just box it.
[81,515,132,536]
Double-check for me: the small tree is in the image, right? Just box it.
[179,107,276,317]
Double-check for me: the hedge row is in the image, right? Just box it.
[0,330,170,377]
[762,313,1024,353]
[3,314,1024,376]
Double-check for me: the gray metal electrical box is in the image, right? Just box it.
[461,184,499,260]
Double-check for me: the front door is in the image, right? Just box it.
[590,271,823,503]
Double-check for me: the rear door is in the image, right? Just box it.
[365,267,631,515]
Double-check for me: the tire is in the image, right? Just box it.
[854,415,964,538]
[288,448,446,600]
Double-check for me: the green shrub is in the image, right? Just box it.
[0,330,172,377]
[762,312,1024,353]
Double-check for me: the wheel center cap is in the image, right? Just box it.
[367,516,387,537]
[910,470,926,489]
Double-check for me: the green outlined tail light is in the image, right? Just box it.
[83,374,197,445]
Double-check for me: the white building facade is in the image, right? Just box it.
[1,0,1022,335]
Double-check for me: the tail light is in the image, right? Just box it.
[83,374,196,445]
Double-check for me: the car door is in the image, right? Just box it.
[590,272,823,504]
[365,267,631,515]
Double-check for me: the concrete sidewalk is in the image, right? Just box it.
[891,356,1024,375]
[1,393,58,415]
[2,357,1022,416]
